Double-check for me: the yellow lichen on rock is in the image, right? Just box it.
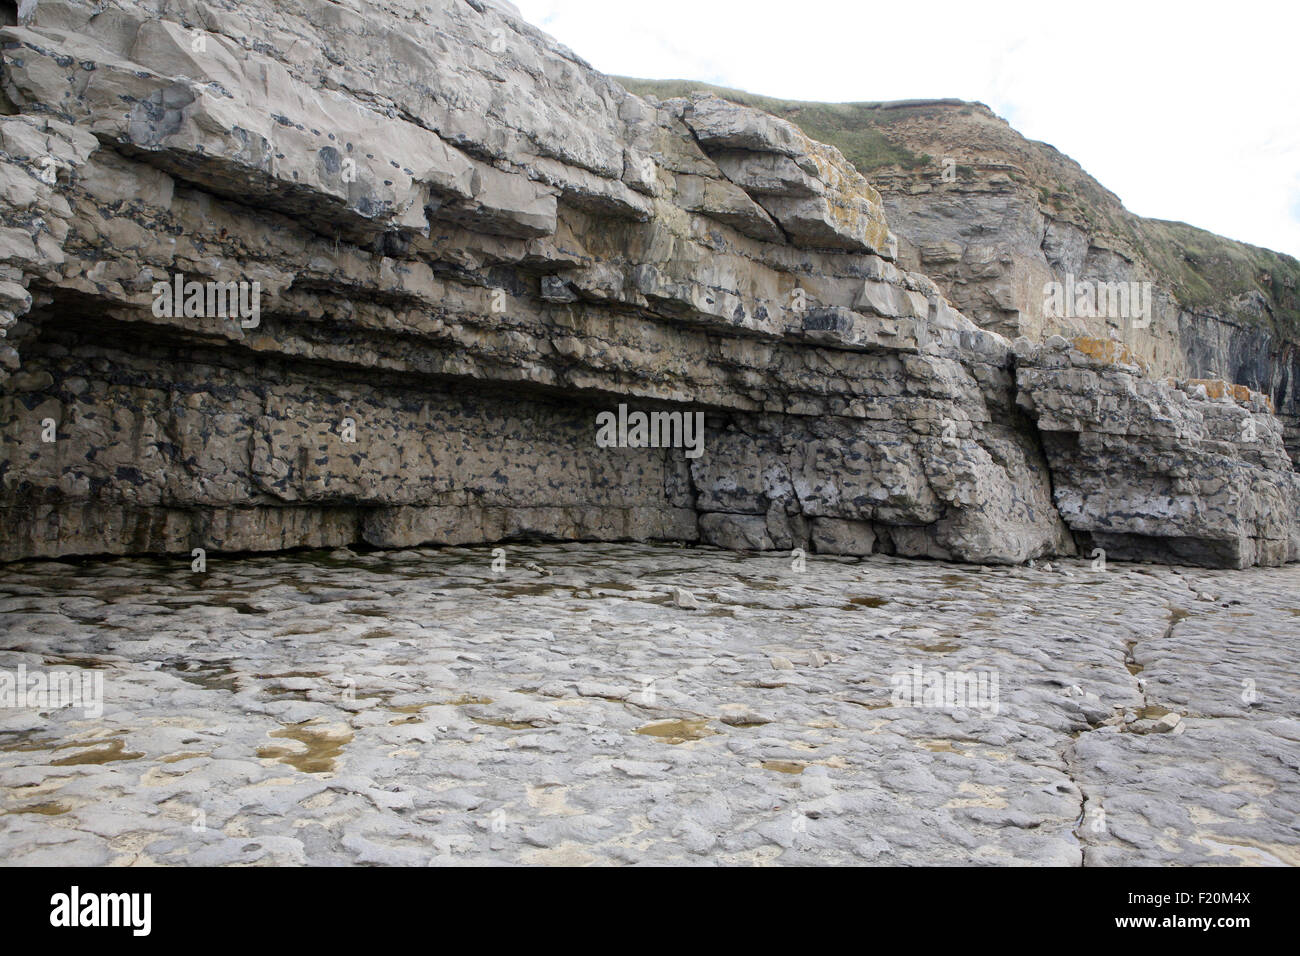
[1070,337,1143,369]
[1182,379,1274,412]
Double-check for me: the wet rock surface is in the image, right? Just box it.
[1,543,1295,866]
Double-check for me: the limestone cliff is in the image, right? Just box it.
[617,82,1300,466]
[0,0,1296,569]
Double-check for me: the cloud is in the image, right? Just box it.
[512,0,1300,257]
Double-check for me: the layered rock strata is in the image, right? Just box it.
[615,84,1300,468]
[0,0,1295,568]
[1017,337,1300,568]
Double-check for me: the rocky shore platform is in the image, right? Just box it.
[2,542,1296,866]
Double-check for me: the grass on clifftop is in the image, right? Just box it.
[1138,220,1300,339]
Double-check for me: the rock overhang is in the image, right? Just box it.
[0,0,1294,569]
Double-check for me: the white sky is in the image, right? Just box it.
[512,0,1300,258]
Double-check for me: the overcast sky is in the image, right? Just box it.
[512,0,1300,259]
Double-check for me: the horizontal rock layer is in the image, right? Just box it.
[616,83,1300,468]
[0,0,1296,568]
[1017,337,1300,568]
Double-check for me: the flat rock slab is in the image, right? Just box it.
[0,544,1296,866]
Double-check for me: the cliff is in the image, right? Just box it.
[0,0,1296,568]
[617,81,1300,465]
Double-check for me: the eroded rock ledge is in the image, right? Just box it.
[0,0,1296,568]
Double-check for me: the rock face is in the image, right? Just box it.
[616,84,1300,468]
[1017,337,1300,568]
[0,0,1296,568]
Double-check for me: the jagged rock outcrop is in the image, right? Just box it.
[1017,337,1300,568]
[0,0,1295,568]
